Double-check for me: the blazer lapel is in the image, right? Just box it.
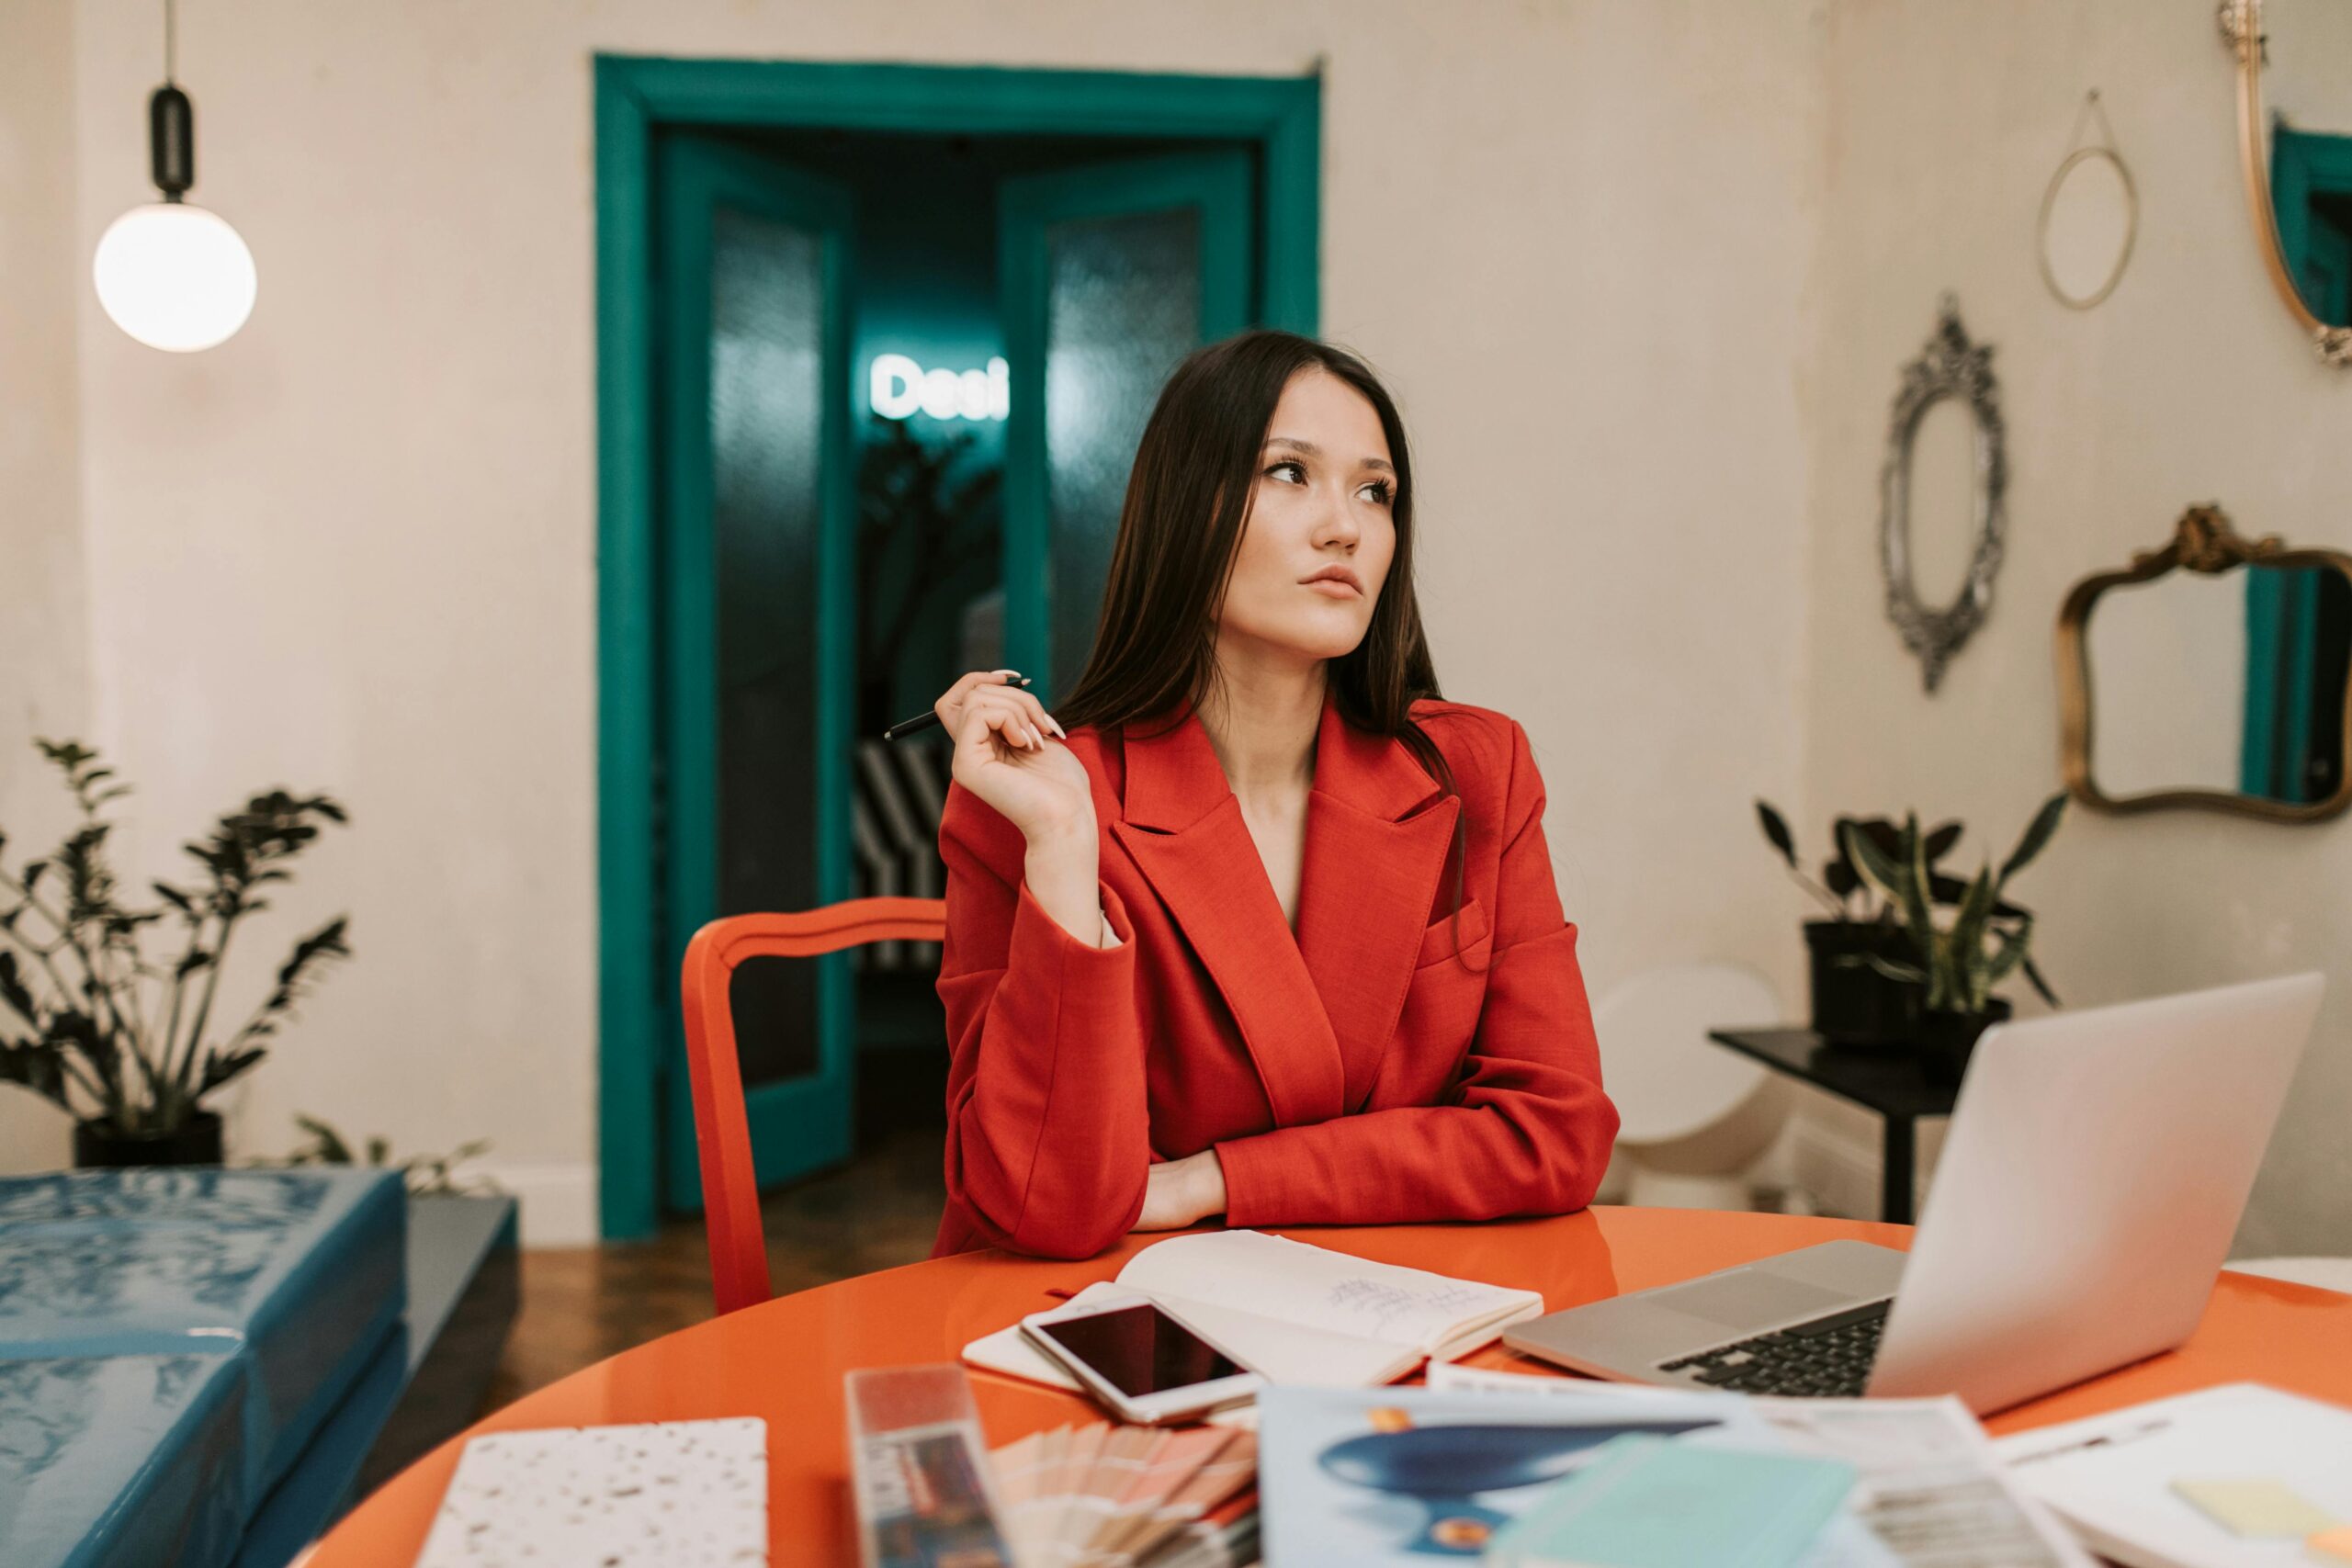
[1294,691,1461,1108]
[1109,691,1457,1126]
[1112,706,1346,1127]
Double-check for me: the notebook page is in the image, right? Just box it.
[1117,1231,1543,1359]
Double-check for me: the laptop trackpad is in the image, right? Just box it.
[1647,1270,1858,1329]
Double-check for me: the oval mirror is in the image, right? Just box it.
[1879,297,2006,692]
[2039,146,2136,310]
[1903,394,1980,612]
[2222,0,2352,362]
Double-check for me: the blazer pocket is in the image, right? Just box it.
[1414,896,1492,970]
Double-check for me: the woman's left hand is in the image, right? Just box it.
[1135,1150,1228,1231]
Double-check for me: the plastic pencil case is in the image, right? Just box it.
[844,1363,1019,1568]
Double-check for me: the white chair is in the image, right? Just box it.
[1594,963,1785,1211]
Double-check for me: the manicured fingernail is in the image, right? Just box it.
[1048,717,1067,738]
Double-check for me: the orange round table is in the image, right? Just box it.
[306,1207,2352,1566]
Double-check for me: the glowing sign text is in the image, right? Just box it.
[869,354,1010,422]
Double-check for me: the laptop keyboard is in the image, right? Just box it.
[1655,1299,1891,1398]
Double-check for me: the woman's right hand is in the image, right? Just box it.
[941,671,1093,844]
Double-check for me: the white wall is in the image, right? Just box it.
[34,0,2340,1255]
[38,0,1826,1238]
[0,0,85,1174]
[1804,0,2352,1256]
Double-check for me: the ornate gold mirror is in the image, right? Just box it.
[2219,0,2352,365]
[2059,505,2352,821]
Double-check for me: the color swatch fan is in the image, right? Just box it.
[989,1422,1259,1568]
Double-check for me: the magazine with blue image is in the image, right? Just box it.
[1257,1385,1888,1567]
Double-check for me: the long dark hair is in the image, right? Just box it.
[1054,329,1475,944]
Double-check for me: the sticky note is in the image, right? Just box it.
[2307,1525,2352,1565]
[2170,1476,2338,1539]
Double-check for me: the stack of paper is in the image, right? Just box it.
[988,1422,1258,1568]
[1994,1383,2352,1568]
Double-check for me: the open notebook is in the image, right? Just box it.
[965,1230,1544,1391]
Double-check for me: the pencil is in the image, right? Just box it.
[882,672,1032,741]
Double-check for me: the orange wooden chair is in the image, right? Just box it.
[678,896,946,1314]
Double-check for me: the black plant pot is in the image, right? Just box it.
[73,1110,224,1168]
[1804,920,1924,1045]
[1917,998,2013,1088]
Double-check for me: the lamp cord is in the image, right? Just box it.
[164,0,175,84]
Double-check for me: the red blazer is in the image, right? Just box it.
[930,688,1619,1259]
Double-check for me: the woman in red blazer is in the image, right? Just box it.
[928,330,1619,1260]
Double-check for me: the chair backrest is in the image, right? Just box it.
[679,896,946,1315]
[1593,962,1776,1145]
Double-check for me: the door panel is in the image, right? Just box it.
[659,132,857,1209]
[999,150,1256,696]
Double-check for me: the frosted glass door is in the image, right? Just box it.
[999,150,1255,697]
[658,133,855,1209]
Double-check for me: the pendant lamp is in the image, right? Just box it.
[93,0,256,352]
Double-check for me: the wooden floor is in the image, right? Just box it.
[481,1128,944,1414]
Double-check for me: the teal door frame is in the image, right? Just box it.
[655,133,859,1207]
[595,57,1321,1239]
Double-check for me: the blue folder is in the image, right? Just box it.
[0,1168,407,1568]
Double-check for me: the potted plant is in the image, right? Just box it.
[0,739,350,1166]
[1756,803,1948,1044]
[1839,795,2066,1085]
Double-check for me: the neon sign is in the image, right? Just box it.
[869,353,1010,422]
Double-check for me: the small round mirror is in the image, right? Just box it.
[2039,146,2137,310]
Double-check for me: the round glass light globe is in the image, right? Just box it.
[93,201,257,352]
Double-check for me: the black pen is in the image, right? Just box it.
[882,673,1032,741]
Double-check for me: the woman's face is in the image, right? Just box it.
[1215,367,1399,669]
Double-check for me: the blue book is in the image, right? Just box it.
[1483,1434,1856,1568]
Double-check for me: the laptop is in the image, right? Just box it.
[1504,973,2324,1414]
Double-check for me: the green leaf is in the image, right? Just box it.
[1899,818,1936,959]
[2021,954,2061,1009]
[1840,819,1909,899]
[1984,918,2034,988]
[0,953,40,1025]
[1756,801,1797,868]
[295,1112,354,1164]
[1998,794,2068,888]
[1922,820,1962,863]
[0,1038,74,1111]
[1949,868,1998,977]
[195,1045,266,1098]
[1839,950,1928,986]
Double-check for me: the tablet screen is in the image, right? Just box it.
[1033,1304,1242,1397]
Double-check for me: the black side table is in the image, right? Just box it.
[1706,1028,1958,1225]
